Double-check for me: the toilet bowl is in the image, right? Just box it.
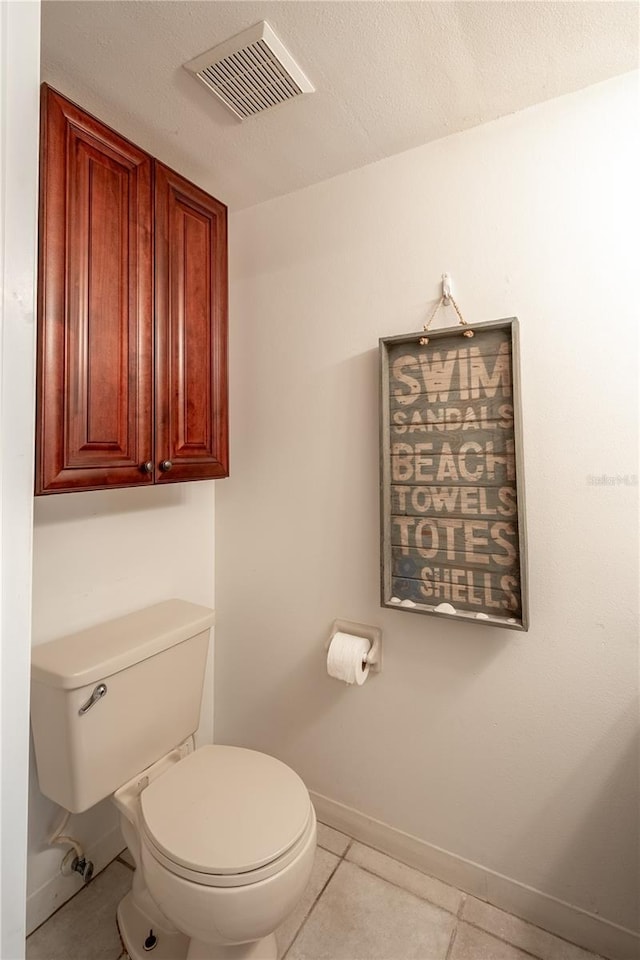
[114,742,317,960]
[29,601,317,960]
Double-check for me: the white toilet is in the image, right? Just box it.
[30,600,316,960]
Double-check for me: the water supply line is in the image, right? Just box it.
[49,811,94,883]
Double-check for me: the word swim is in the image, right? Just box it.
[392,440,515,483]
[418,567,519,612]
[393,403,513,434]
[392,344,511,403]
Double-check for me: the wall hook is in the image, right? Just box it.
[442,273,452,305]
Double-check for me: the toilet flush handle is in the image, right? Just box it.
[78,683,107,716]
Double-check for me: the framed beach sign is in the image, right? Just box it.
[379,318,528,630]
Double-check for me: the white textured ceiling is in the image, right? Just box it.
[41,1,638,209]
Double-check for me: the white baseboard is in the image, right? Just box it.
[310,791,640,960]
[26,824,125,936]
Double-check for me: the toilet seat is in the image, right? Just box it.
[140,745,313,888]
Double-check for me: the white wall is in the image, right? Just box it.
[217,73,639,956]
[28,482,216,931]
[0,2,40,956]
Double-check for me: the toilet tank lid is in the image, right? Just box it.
[31,600,215,690]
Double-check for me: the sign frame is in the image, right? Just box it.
[379,318,528,631]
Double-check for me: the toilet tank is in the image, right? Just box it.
[30,600,215,813]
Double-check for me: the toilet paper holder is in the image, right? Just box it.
[327,619,382,673]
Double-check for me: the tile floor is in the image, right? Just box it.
[26,822,604,960]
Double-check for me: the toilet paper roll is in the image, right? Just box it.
[327,632,371,685]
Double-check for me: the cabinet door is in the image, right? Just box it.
[36,87,153,494]
[154,163,229,483]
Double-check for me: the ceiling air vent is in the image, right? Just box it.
[184,21,314,121]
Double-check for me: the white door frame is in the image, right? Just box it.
[0,1,40,956]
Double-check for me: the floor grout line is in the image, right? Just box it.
[340,834,472,904]
[325,835,605,960]
[339,857,461,918]
[444,921,459,960]
[461,900,607,959]
[316,841,598,960]
[281,847,344,959]
[335,858,554,960]
[457,917,553,960]
[115,895,128,959]
[316,842,350,858]
[457,893,467,919]
[25,851,130,941]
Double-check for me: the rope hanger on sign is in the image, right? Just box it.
[419,274,474,346]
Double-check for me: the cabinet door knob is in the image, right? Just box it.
[160,460,173,472]
[141,461,153,474]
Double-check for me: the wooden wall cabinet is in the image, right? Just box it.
[35,86,228,495]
